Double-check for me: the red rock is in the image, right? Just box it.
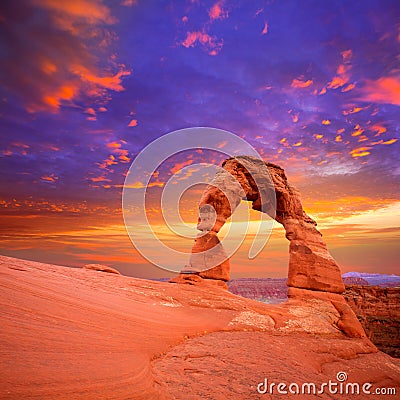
[178,156,345,294]
[287,286,367,338]
[1,255,398,399]
[169,273,229,290]
[344,285,400,357]
[84,263,120,274]
[182,231,230,281]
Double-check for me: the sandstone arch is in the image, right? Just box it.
[173,156,345,294]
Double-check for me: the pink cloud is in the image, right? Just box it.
[208,1,228,20]
[358,76,400,106]
[261,22,268,35]
[181,31,223,55]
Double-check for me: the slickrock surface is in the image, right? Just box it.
[181,156,345,294]
[345,285,400,358]
[1,255,399,399]
[84,263,121,274]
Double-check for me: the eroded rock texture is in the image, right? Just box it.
[344,285,400,357]
[3,256,399,399]
[174,156,345,293]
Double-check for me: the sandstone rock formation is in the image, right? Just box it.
[1,255,399,399]
[228,278,400,357]
[172,156,345,293]
[345,285,400,358]
[169,156,372,338]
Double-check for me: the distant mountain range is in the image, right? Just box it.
[226,272,400,302]
[155,272,400,289]
[342,272,400,287]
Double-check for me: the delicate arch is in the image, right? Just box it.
[177,156,345,294]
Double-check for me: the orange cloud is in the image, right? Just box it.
[327,51,352,90]
[128,119,138,127]
[104,141,131,164]
[41,174,58,182]
[351,125,364,137]
[34,0,117,31]
[358,76,400,106]
[39,85,76,112]
[357,135,369,143]
[99,154,118,169]
[370,124,387,136]
[90,176,111,182]
[327,73,349,89]
[341,83,355,92]
[371,138,398,146]
[291,78,313,88]
[107,142,121,149]
[349,147,371,158]
[382,138,398,145]
[72,65,130,92]
[343,106,363,115]
[125,181,164,189]
[322,119,331,125]
[171,159,194,174]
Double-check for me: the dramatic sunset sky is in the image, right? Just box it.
[0,0,399,278]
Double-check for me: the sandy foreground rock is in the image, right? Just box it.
[0,255,399,399]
